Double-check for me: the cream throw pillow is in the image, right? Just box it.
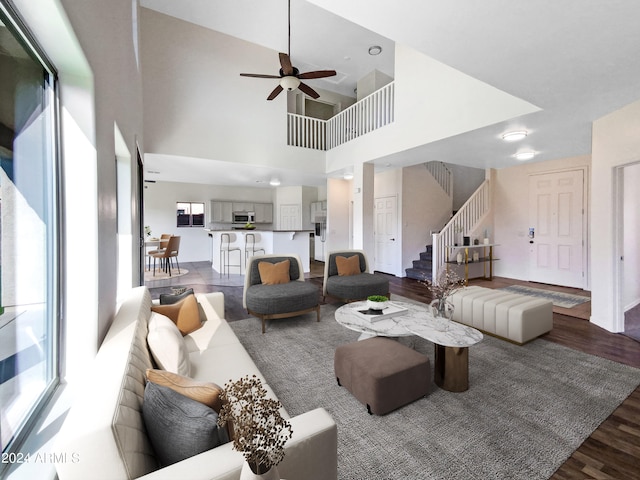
[147,312,191,377]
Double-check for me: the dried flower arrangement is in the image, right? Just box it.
[218,375,293,475]
[420,267,465,311]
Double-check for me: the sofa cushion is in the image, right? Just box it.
[146,368,223,411]
[147,312,191,376]
[142,381,228,467]
[336,255,361,276]
[258,259,291,285]
[152,294,202,335]
[159,288,195,304]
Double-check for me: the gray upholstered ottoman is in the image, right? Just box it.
[334,337,430,415]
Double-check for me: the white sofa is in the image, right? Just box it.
[450,286,553,344]
[55,286,338,480]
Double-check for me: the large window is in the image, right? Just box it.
[0,2,60,460]
[176,201,205,227]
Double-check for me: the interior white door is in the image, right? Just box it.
[279,204,301,231]
[374,196,398,274]
[528,170,585,287]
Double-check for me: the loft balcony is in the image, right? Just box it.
[287,82,395,151]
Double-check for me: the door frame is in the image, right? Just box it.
[528,166,590,290]
[373,194,400,276]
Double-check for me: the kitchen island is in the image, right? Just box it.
[207,229,313,274]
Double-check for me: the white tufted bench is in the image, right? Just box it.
[450,286,553,344]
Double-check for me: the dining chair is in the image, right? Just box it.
[151,235,181,276]
[147,233,171,271]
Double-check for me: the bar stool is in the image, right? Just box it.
[245,232,265,263]
[220,233,241,276]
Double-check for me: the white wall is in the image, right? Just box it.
[623,162,640,311]
[492,155,590,284]
[140,8,325,176]
[325,178,351,252]
[447,163,486,211]
[592,98,640,331]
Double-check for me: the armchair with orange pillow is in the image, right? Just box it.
[243,253,321,333]
[322,249,390,303]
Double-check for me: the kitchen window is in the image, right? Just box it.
[177,201,205,227]
[0,1,61,463]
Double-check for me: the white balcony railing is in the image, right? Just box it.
[431,180,491,283]
[287,81,395,151]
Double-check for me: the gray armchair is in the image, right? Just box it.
[323,250,390,303]
[243,254,320,333]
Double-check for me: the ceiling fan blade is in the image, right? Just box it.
[279,52,294,76]
[240,73,282,79]
[267,84,284,101]
[298,82,320,99]
[298,70,337,80]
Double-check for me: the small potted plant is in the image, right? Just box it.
[218,375,292,480]
[367,295,389,311]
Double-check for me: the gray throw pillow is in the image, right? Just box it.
[159,288,195,305]
[143,381,229,467]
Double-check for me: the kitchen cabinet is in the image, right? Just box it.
[210,201,233,223]
[254,203,273,223]
[232,202,254,212]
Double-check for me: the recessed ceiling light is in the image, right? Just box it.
[515,151,535,161]
[368,45,382,56]
[502,131,528,142]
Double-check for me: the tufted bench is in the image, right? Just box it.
[334,337,430,415]
[450,286,553,344]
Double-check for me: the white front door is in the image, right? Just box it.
[374,195,398,274]
[528,170,585,287]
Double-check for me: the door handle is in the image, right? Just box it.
[390,238,395,241]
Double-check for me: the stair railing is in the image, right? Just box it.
[425,161,453,198]
[431,179,491,283]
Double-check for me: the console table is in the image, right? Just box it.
[445,243,499,284]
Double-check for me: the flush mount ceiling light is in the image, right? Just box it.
[269,178,281,186]
[502,130,528,142]
[368,45,382,56]
[515,151,535,161]
[343,173,354,180]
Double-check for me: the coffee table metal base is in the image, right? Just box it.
[434,345,469,392]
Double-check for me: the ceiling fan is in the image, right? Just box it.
[239,0,337,101]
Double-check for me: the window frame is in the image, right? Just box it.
[176,201,205,228]
[0,0,63,464]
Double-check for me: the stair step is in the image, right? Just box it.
[412,260,432,269]
[405,268,432,282]
[419,252,433,261]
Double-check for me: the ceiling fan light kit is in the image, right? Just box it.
[239,0,337,100]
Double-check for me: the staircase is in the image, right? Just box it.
[405,245,434,282]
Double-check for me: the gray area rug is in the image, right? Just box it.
[229,298,640,480]
[499,285,590,308]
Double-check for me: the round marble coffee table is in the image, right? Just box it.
[335,300,483,392]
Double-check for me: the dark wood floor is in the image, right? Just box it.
[148,261,640,479]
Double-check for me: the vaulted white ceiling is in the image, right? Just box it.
[141,0,640,186]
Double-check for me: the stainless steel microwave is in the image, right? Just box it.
[232,211,255,223]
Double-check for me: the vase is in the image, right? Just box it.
[430,299,454,331]
[240,462,280,480]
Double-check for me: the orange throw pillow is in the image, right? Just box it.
[258,259,291,285]
[151,294,202,335]
[336,255,361,276]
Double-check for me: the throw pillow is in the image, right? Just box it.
[159,288,194,305]
[147,312,191,376]
[151,294,202,335]
[145,369,223,412]
[336,255,361,276]
[258,259,291,285]
[142,381,229,467]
